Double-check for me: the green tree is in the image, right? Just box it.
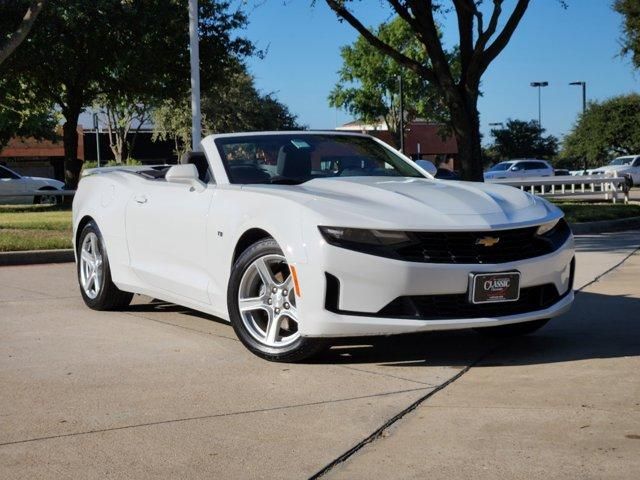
[325,0,559,181]
[0,0,252,186]
[329,16,452,148]
[563,94,640,167]
[615,0,640,68]
[0,77,57,149]
[489,119,558,161]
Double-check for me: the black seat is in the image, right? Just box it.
[276,145,312,179]
[182,151,211,183]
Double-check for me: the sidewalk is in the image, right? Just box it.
[325,251,640,479]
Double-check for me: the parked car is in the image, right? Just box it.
[73,132,575,362]
[0,165,65,205]
[590,155,640,185]
[484,159,554,180]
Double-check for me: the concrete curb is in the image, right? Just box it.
[0,249,75,267]
[570,216,640,235]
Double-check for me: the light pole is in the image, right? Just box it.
[489,122,504,128]
[93,112,101,168]
[570,81,587,172]
[398,75,404,154]
[189,0,201,152]
[569,81,587,114]
[530,81,549,128]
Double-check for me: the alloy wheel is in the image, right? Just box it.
[237,254,300,348]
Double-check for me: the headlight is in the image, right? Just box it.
[536,219,560,236]
[318,227,411,246]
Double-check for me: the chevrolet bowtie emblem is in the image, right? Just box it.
[476,236,500,247]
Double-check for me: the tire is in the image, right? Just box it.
[227,238,325,362]
[474,319,550,338]
[77,221,133,310]
[34,189,59,205]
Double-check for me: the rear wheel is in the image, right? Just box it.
[77,222,133,310]
[228,238,324,362]
[474,319,550,338]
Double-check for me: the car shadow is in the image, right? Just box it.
[123,291,640,368]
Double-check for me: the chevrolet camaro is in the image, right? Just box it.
[72,132,575,362]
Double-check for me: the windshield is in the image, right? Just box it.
[488,162,513,172]
[214,134,424,185]
[609,156,634,166]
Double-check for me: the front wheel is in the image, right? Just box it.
[227,238,324,362]
[474,319,550,338]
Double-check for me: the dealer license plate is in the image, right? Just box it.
[469,272,521,304]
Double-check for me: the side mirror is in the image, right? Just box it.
[165,164,199,185]
[510,166,521,171]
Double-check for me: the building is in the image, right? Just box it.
[0,127,83,180]
[1,127,176,182]
[336,119,457,161]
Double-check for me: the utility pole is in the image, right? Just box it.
[570,81,587,172]
[398,75,404,154]
[569,81,587,114]
[189,0,201,152]
[530,81,549,128]
[93,112,101,168]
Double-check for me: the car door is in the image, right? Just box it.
[125,178,215,304]
[0,166,27,204]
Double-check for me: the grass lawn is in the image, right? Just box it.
[0,205,72,252]
[553,202,640,224]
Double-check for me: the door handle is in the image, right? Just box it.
[134,194,148,204]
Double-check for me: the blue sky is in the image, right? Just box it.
[241,0,639,145]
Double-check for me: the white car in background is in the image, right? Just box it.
[73,131,574,362]
[590,155,640,185]
[484,159,554,180]
[0,164,65,204]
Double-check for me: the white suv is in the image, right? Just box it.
[484,159,554,180]
[590,155,640,186]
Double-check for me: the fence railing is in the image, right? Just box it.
[487,175,630,204]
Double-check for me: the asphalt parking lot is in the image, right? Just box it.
[1,231,639,479]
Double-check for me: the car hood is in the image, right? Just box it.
[245,176,558,230]
[24,176,65,188]
[592,165,631,173]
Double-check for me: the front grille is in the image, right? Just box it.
[393,220,570,264]
[378,284,562,320]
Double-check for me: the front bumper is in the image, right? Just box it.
[294,233,575,337]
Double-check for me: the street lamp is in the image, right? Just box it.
[189,0,201,152]
[569,81,587,114]
[530,81,549,128]
[489,122,504,128]
[397,74,404,154]
[92,112,101,168]
[570,81,587,172]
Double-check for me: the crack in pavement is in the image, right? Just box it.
[0,386,428,448]
[338,365,439,387]
[309,349,495,479]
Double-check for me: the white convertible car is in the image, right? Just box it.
[73,132,575,361]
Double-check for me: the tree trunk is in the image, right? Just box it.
[448,89,484,182]
[62,112,82,188]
